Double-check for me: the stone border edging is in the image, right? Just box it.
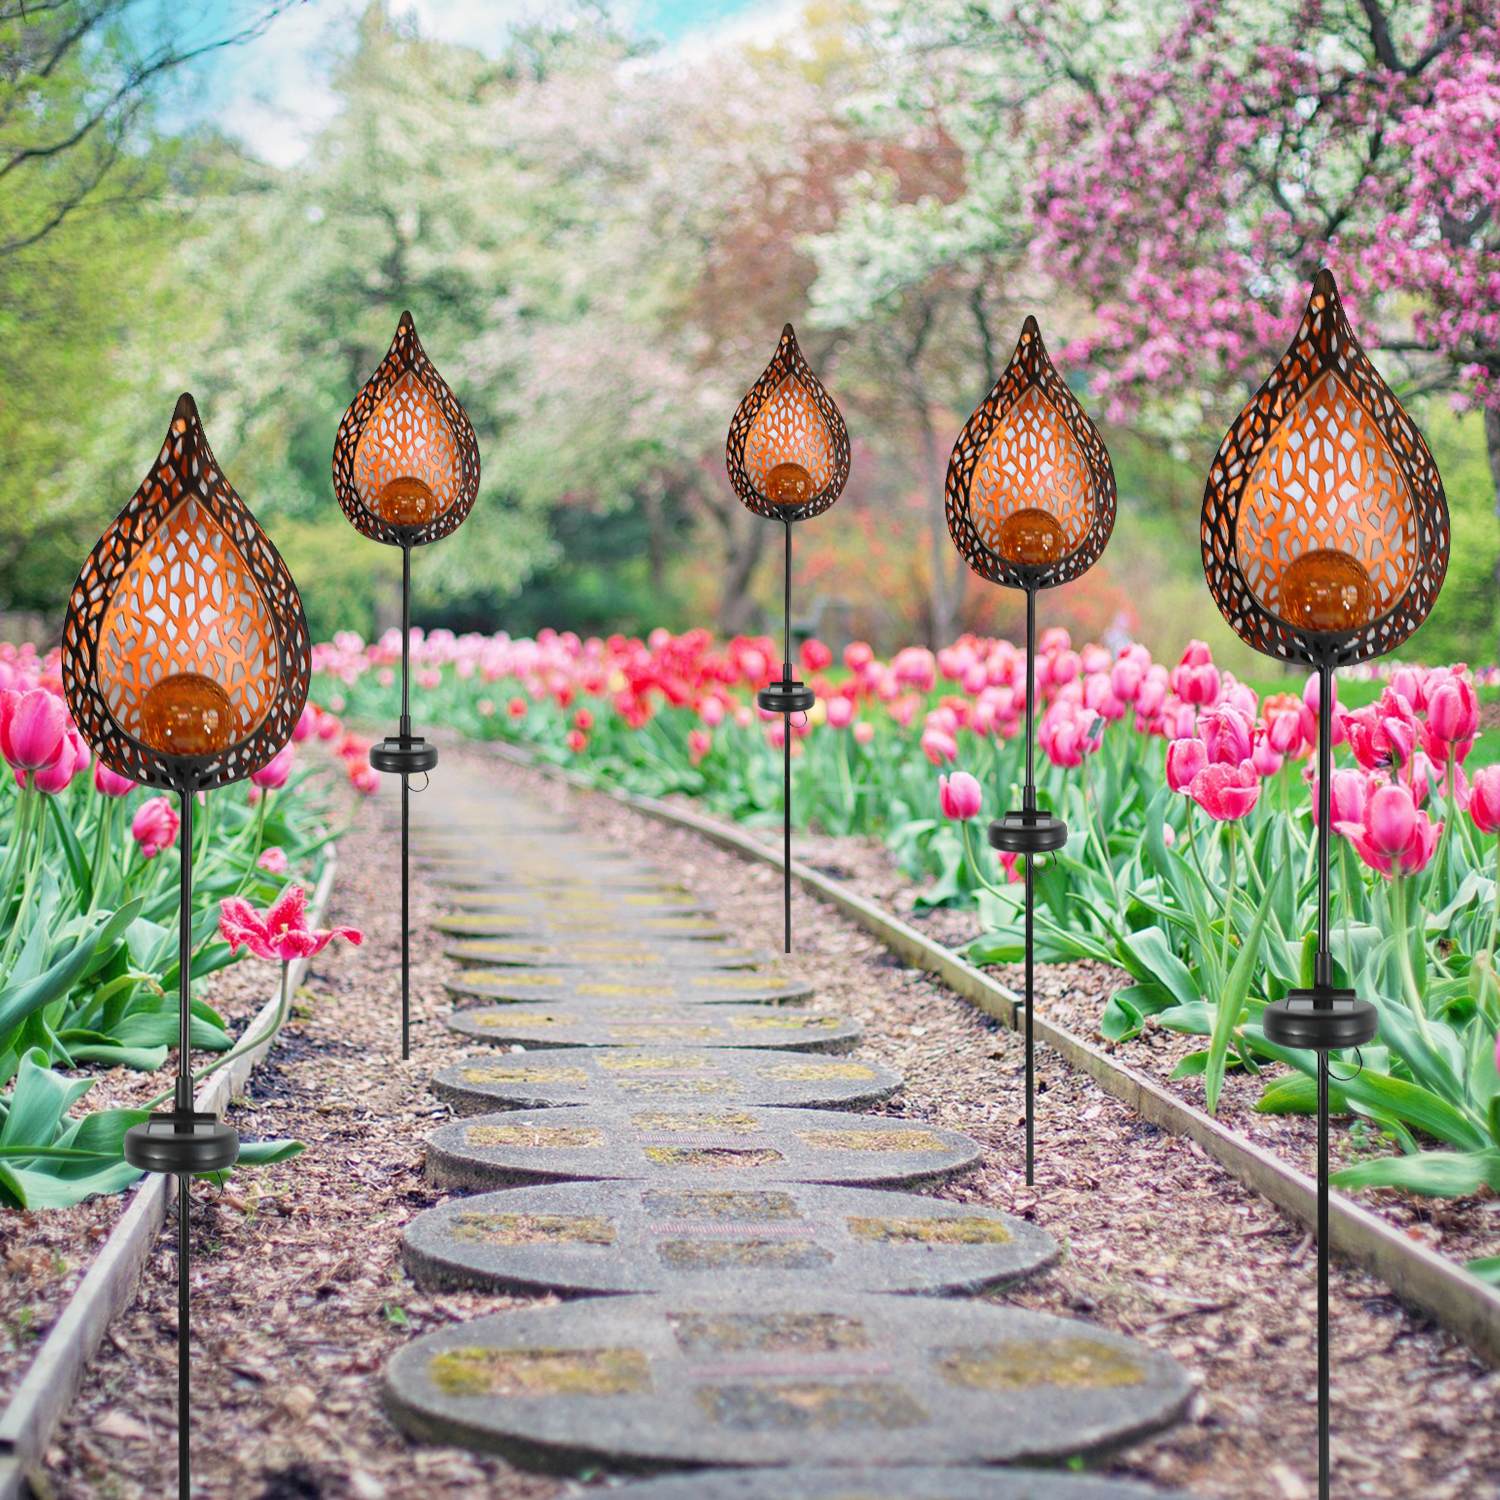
[0,848,340,1500]
[487,740,1500,1368]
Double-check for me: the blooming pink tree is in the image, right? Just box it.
[1027,0,1500,482]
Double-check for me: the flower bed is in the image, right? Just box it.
[0,640,374,1211]
[316,625,1500,1285]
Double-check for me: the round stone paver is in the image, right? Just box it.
[430,1047,901,1114]
[446,968,814,1008]
[403,1180,1055,1298]
[382,1290,1191,1471]
[610,1468,1197,1499]
[443,890,711,917]
[434,911,732,941]
[445,939,772,970]
[446,1003,861,1053]
[430,868,688,895]
[424,1105,980,1191]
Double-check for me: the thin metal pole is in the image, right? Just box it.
[1316,660,1333,990]
[177,1172,190,1500]
[1315,655,1333,1500]
[1023,584,1037,1186]
[176,791,193,1114]
[400,543,412,1059]
[1318,1053,1330,1500]
[782,519,792,953]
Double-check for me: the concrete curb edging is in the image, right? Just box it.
[0,848,340,1500]
[488,740,1500,1369]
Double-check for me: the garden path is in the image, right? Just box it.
[382,763,1196,1490]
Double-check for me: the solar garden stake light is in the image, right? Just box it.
[726,324,851,952]
[1200,268,1449,1500]
[61,394,311,1500]
[333,312,480,1058]
[944,317,1117,1187]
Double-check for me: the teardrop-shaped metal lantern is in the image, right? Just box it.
[333,312,480,1061]
[726,323,850,524]
[332,310,481,548]
[724,324,851,957]
[1197,270,1449,1500]
[942,315,1116,1191]
[946,316,1116,592]
[1201,268,1449,667]
[62,393,311,793]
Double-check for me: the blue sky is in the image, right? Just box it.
[150,0,775,167]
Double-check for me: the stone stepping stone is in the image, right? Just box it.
[446,1003,861,1053]
[445,938,770,970]
[431,1047,900,1114]
[611,1469,1196,1499]
[434,912,732,941]
[443,890,712,916]
[446,969,813,1008]
[382,1290,1191,1470]
[424,1105,979,1191]
[403,1181,1055,1298]
[432,869,687,896]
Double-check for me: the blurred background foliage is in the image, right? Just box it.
[2,0,1497,676]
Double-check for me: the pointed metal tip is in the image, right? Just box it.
[1312,267,1339,299]
[781,321,797,341]
[173,392,199,421]
[1021,314,1041,335]
[397,309,417,333]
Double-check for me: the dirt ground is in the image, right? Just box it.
[30,741,1500,1499]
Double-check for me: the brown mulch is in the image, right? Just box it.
[771,823,1500,1276]
[24,739,1500,1498]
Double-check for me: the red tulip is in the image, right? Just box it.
[132,796,180,860]
[1186,761,1260,821]
[1201,705,1254,767]
[799,639,833,673]
[565,729,588,753]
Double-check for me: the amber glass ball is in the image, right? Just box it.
[1277,548,1376,633]
[375,476,438,526]
[140,673,234,755]
[995,506,1066,566]
[764,461,814,507]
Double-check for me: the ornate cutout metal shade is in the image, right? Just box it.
[946,317,1116,591]
[62,394,311,792]
[1202,268,1448,666]
[726,324,850,524]
[333,311,480,547]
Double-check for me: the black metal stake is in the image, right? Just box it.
[1022,585,1037,1187]
[176,789,192,1500]
[781,519,792,954]
[400,541,412,1061]
[1315,660,1333,1500]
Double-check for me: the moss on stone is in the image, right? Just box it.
[845,1215,1012,1245]
[936,1338,1145,1391]
[670,1311,869,1355]
[763,1062,876,1081]
[796,1128,944,1153]
[429,1346,651,1398]
[450,1212,615,1247]
[631,1110,760,1134]
[467,1124,603,1149]
[642,1146,784,1169]
[459,1065,588,1085]
[642,1189,801,1221]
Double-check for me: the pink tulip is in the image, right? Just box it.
[31,733,82,795]
[1250,733,1283,778]
[1136,669,1168,719]
[1201,705,1254,767]
[350,765,380,796]
[799,639,833,673]
[843,641,874,672]
[132,796,180,860]
[1166,737,1208,793]
[1186,761,1260,821]
[688,728,712,764]
[1424,674,1478,762]
[826,695,855,729]
[94,761,137,797]
[1,688,67,771]
[852,720,874,746]
[1111,657,1143,703]
[257,846,289,874]
[1039,703,1101,769]
[250,743,295,790]
[939,770,983,822]
[1171,641,1219,706]
[316,711,341,741]
[1336,781,1442,877]
[292,705,317,743]
[219,886,362,962]
[1469,766,1500,835]
[766,719,786,751]
[699,697,726,728]
[921,727,959,765]
[1051,648,1082,686]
